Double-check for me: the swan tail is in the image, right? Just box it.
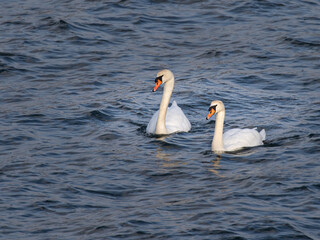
[171,100,178,107]
[259,129,266,141]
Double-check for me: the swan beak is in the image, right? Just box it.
[153,79,162,92]
[206,109,215,120]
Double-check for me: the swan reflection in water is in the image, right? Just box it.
[209,155,225,177]
[209,147,261,177]
[154,140,225,177]
[155,147,187,168]
[155,149,225,177]
[152,134,261,177]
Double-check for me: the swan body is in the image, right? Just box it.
[147,69,191,135]
[147,100,191,134]
[222,128,266,152]
[206,100,265,153]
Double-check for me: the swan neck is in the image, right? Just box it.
[212,110,225,152]
[155,79,174,134]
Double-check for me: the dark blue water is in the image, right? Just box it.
[1,0,320,239]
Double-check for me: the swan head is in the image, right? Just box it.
[206,100,225,120]
[153,69,174,92]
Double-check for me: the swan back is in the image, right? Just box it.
[147,101,191,134]
[223,128,265,152]
[165,101,191,134]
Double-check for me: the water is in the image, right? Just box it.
[1,0,320,239]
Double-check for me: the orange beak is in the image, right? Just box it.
[206,109,215,120]
[153,79,162,92]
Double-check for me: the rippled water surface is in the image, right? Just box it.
[1,0,320,239]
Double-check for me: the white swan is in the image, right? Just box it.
[206,100,266,153]
[147,69,191,135]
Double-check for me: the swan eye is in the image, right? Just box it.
[208,105,216,112]
[206,105,216,120]
[153,75,163,92]
[155,75,163,83]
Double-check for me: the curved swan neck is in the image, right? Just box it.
[212,110,225,152]
[155,78,174,135]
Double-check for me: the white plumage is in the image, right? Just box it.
[223,128,266,152]
[147,100,191,134]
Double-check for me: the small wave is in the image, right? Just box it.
[15,114,46,125]
[283,37,320,47]
[196,50,223,59]
[55,116,88,126]
[82,188,143,198]
[55,19,69,30]
[263,134,302,148]
[230,1,286,14]
[0,134,35,146]
[0,62,29,75]
[89,110,113,121]
[36,17,70,32]
[97,133,121,141]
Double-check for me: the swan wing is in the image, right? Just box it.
[146,101,191,134]
[146,110,159,134]
[223,128,265,151]
[165,101,191,134]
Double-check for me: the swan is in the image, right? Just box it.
[146,69,191,135]
[206,100,266,153]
